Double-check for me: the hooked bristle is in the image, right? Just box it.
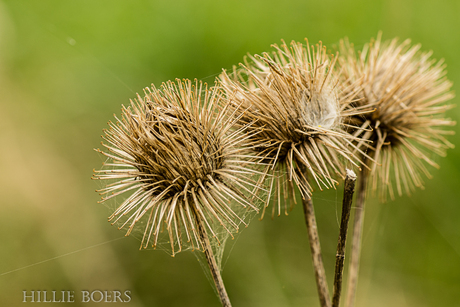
[337,34,455,201]
[219,39,370,218]
[93,79,266,255]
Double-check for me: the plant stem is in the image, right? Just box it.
[195,211,232,307]
[344,166,368,307]
[332,169,357,307]
[297,162,331,307]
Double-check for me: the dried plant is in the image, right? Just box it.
[93,79,267,307]
[220,39,369,218]
[332,169,357,307]
[220,39,372,307]
[337,34,456,307]
[339,34,456,200]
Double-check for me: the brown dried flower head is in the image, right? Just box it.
[93,79,265,255]
[220,40,368,218]
[338,34,456,200]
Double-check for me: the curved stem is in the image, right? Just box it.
[344,166,368,307]
[297,162,331,307]
[195,211,232,307]
[332,169,357,307]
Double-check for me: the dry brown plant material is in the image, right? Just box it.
[220,39,372,307]
[332,169,357,307]
[337,33,456,307]
[93,79,267,255]
[339,33,456,200]
[220,40,370,219]
[93,79,269,306]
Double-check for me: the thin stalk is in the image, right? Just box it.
[195,210,232,307]
[297,162,331,307]
[344,165,369,307]
[332,169,357,307]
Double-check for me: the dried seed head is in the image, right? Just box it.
[93,79,265,255]
[220,39,367,218]
[338,34,456,201]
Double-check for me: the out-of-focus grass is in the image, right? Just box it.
[0,0,459,306]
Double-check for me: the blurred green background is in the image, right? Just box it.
[1,0,459,306]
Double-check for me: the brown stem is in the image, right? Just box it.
[332,169,357,307]
[297,162,331,307]
[195,211,232,307]
[344,166,369,307]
